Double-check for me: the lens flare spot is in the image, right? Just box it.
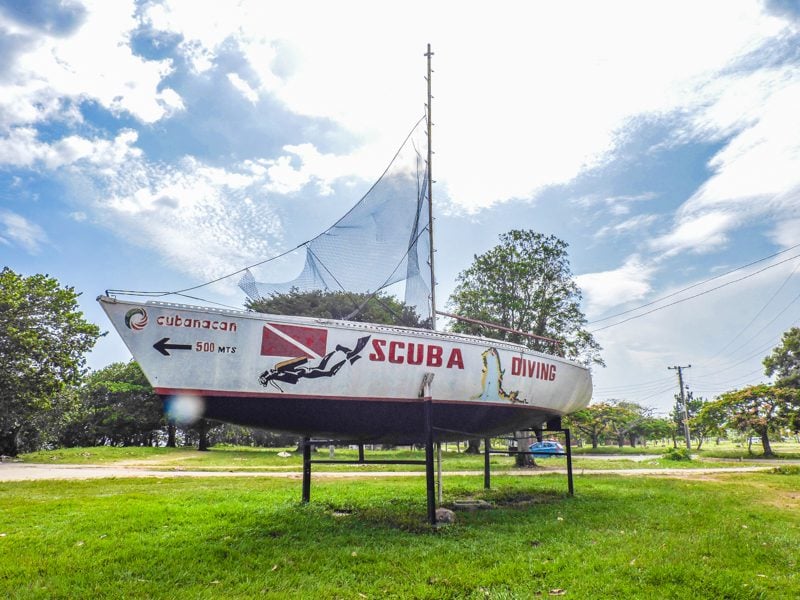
[165,394,205,425]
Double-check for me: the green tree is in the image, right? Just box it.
[685,395,716,449]
[640,417,675,446]
[699,384,800,456]
[446,230,602,366]
[246,289,426,327]
[605,401,652,447]
[689,401,726,449]
[565,402,616,448]
[59,361,164,447]
[764,327,800,389]
[790,411,800,436]
[0,268,100,455]
[670,393,712,448]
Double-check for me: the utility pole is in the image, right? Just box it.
[668,365,692,450]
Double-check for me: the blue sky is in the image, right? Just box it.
[2,0,800,415]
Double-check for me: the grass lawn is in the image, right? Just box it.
[17,444,793,473]
[1,470,798,599]
[573,441,800,460]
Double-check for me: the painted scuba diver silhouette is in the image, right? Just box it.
[259,335,371,391]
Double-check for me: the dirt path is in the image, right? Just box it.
[0,462,774,482]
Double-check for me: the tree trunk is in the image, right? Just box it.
[465,439,481,454]
[197,419,210,451]
[761,432,774,457]
[0,425,21,457]
[166,422,176,448]
[591,433,599,449]
[515,432,535,468]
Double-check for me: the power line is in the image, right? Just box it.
[702,294,800,370]
[593,382,677,397]
[590,251,800,333]
[592,375,674,393]
[693,316,800,381]
[588,242,800,325]
[631,383,681,403]
[703,259,800,364]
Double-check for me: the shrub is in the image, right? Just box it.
[770,465,800,475]
[663,447,692,461]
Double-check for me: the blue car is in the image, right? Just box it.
[528,441,565,457]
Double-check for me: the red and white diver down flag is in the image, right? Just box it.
[260,323,328,359]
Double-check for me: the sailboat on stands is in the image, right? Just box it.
[98,47,592,444]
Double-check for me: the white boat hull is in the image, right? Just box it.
[98,296,592,442]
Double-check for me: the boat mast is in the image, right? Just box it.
[425,43,437,331]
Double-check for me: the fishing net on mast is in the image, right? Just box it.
[239,120,432,322]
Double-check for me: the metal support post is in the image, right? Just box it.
[564,428,574,496]
[484,437,491,489]
[488,427,575,496]
[436,442,443,504]
[421,373,436,525]
[301,437,311,503]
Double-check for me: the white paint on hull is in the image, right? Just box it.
[98,296,592,432]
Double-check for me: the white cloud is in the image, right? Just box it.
[0,128,141,169]
[589,256,800,411]
[576,257,656,315]
[133,1,787,213]
[0,210,48,253]
[0,127,39,166]
[71,128,421,281]
[262,154,312,195]
[688,73,800,205]
[0,0,181,128]
[226,73,259,104]
[770,215,800,249]
[157,88,185,115]
[82,153,286,281]
[594,214,659,239]
[2,0,793,218]
[263,143,361,196]
[649,211,738,256]
[573,193,658,221]
[648,66,800,256]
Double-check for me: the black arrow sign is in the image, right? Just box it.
[153,337,192,356]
